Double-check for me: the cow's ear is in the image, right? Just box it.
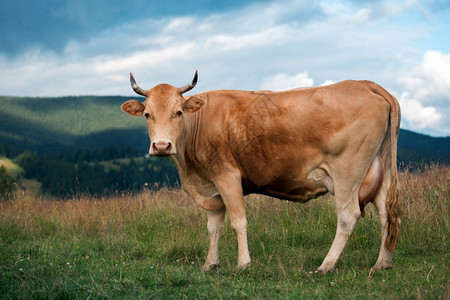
[121,100,145,117]
[182,96,205,113]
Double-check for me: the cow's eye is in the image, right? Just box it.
[176,110,183,116]
[144,113,153,119]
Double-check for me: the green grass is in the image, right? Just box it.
[0,165,448,299]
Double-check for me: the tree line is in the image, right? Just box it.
[0,144,179,198]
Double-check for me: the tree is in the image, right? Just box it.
[0,166,17,201]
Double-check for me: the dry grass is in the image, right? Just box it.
[3,163,447,235]
[0,189,202,239]
[400,163,449,220]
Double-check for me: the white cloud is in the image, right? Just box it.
[400,50,450,105]
[398,92,442,130]
[165,17,194,31]
[321,80,336,86]
[94,43,196,75]
[260,72,314,91]
[205,25,292,51]
[397,50,450,136]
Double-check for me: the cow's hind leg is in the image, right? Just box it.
[372,174,393,270]
[202,206,226,272]
[315,190,361,273]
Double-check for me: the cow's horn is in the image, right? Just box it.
[130,72,148,96]
[178,70,198,94]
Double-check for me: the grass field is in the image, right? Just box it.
[0,164,448,299]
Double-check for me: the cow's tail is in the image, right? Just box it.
[384,92,401,253]
[366,81,401,252]
[373,83,401,252]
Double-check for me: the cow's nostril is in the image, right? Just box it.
[152,140,173,156]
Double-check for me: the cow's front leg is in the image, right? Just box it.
[181,179,226,272]
[231,209,251,269]
[214,174,251,269]
[202,206,226,272]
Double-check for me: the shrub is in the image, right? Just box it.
[0,165,17,201]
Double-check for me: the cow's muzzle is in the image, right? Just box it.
[150,140,176,156]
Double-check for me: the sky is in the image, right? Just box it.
[0,0,449,137]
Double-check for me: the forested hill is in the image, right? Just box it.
[397,129,450,165]
[0,95,147,152]
[0,95,449,163]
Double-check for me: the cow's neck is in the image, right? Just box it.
[169,110,223,206]
[170,108,203,182]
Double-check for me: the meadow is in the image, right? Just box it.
[0,164,448,299]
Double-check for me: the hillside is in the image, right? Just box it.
[0,96,147,152]
[398,129,450,165]
[0,157,22,177]
[0,156,40,193]
[0,96,449,163]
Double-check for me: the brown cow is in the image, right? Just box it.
[121,71,401,273]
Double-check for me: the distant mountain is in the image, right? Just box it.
[398,129,449,165]
[0,96,449,164]
[0,95,148,152]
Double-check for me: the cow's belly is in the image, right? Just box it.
[257,185,329,202]
[242,166,332,202]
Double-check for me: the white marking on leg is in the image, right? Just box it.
[203,207,226,271]
[317,199,360,273]
[373,186,393,270]
[229,214,251,268]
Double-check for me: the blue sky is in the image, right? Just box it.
[0,0,449,136]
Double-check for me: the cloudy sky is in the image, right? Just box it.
[1,0,449,136]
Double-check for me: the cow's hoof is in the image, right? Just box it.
[310,267,335,275]
[236,262,252,270]
[201,263,220,272]
[371,262,392,271]
[309,270,323,276]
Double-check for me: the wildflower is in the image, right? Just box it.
[435,193,439,197]
[19,268,23,272]
[66,262,70,266]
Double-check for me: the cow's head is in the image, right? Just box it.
[121,71,204,156]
